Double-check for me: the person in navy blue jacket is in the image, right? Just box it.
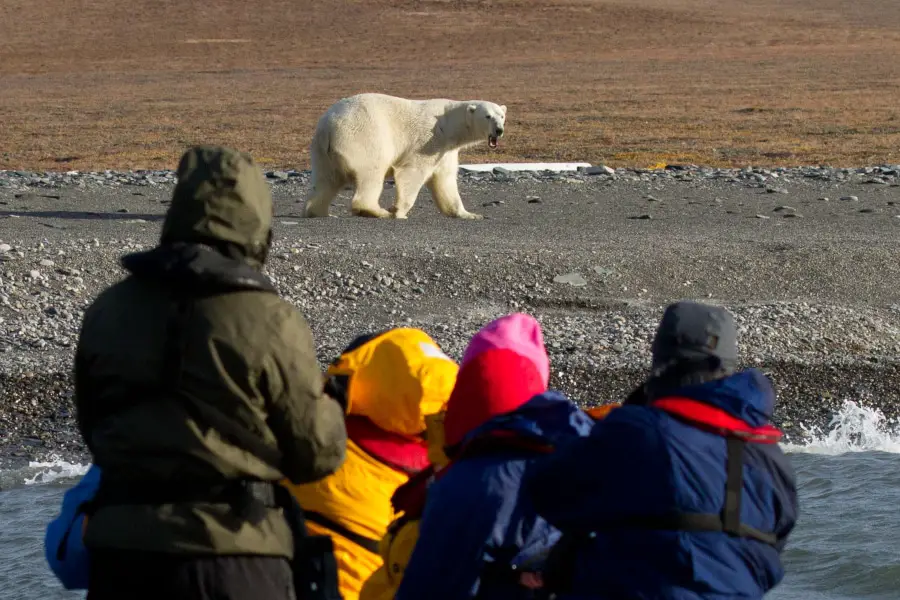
[44,464,100,590]
[395,313,595,600]
[525,301,799,600]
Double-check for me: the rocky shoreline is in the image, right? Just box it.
[4,163,900,190]
[2,166,899,467]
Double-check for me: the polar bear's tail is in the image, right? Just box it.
[305,113,350,217]
[310,115,339,181]
[311,110,360,189]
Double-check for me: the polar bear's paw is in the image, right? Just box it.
[352,206,393,219]
[303,206,331,218]
[456,211,484,220]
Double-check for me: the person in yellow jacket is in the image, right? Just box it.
[283,328,458,600]
[359,402,623,600]
[359,409,451,600]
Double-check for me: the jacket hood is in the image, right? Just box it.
[326,328,459,437]
[457,390,595,451]
[120,242,277,294]
[444,313,550,448]
[460,312,550,387]
[160,146,273,268]
[666,368,776,428]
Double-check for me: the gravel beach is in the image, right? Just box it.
[1,164,899,468]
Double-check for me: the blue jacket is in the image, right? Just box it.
[395,391,595,600]
[526,369,799,600]
[44,464,100,590]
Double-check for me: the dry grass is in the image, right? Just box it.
[2,0,900,171]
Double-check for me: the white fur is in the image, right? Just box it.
[303,93,507,219]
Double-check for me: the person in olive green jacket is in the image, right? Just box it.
[73,146,348,600]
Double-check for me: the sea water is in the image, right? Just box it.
[1,400,898,599]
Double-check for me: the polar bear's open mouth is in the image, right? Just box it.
[488,135,499,148]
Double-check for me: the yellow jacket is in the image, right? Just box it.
[359,410,450,600]
[284,328,458,600]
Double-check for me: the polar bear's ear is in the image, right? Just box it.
[467,104,477,113]
[500,105,507,114]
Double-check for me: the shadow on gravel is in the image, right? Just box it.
[0,210,163,221]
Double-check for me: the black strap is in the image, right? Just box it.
[273,486,343,600]
[606,512,777,546]
[541,436,777,596]
[83,296,284,511]
[723,436,745,536]
[304,510,382,555]
[59,293,285,560]
[588,437,776,545]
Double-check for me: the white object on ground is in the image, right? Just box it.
[458,162,591,172]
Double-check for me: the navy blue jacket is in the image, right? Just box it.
[395,391,595,600]
[526,369,798,600]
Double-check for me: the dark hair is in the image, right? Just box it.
[624,356,734,406]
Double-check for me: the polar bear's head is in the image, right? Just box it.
[466,102,507,148]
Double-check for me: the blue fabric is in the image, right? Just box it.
[395,391,595,600]
[526,369,799,600]
[44,464,100,590]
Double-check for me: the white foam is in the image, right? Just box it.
[784,400,900,455]
[21,455,90,485]
[2,401,895,489]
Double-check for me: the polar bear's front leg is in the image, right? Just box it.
[389,168,429,220]
[350,174,392,218]
[427,156,482,220]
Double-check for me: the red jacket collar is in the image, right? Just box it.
[652,397,783,443]
[345,416,431,474]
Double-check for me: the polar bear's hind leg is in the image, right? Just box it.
[350,172,391,218]
[304,177,344,218]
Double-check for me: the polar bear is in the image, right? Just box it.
[303,93,506,220]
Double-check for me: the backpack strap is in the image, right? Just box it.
[62,292,286,557]
[304,510,382,555]
[541,435,777,597]
[602,437,777,545]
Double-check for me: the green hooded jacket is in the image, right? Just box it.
[75,146,347,557]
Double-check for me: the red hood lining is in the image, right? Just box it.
[345,416,431,474]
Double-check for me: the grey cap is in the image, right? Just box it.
[650,301,739,371]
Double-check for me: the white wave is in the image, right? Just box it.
[2,401,895,489]
[784,400,900,455]
[21,455,89,485]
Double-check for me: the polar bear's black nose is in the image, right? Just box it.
[496,127,504,136]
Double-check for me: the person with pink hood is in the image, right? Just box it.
[395,313,595,600]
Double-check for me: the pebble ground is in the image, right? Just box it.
[1,165,899,467]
